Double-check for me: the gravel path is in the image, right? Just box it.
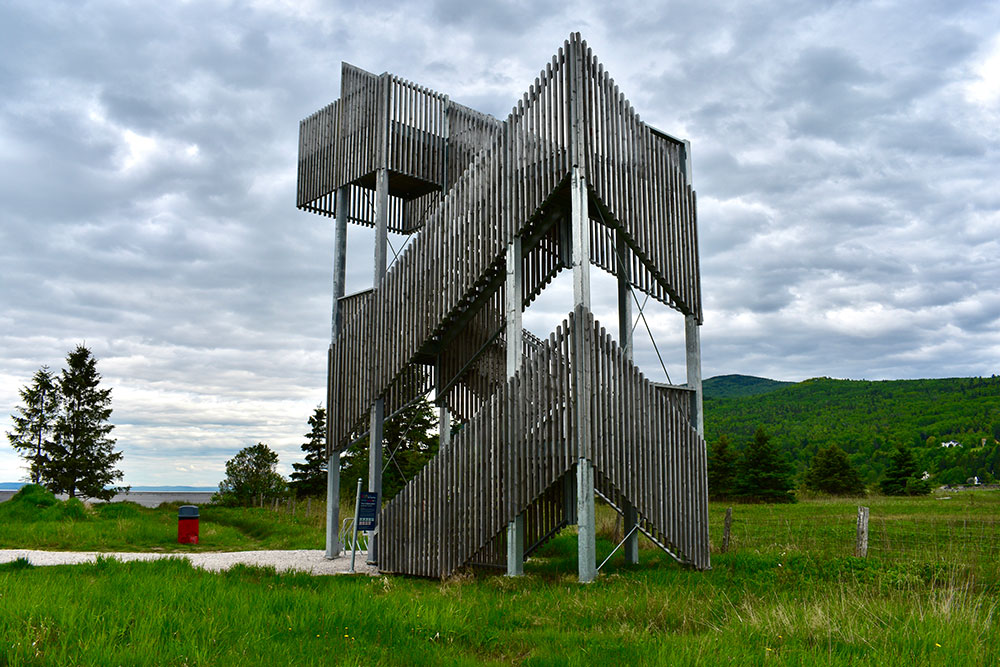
[0,549,379,576]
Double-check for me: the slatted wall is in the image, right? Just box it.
[297,99,339,214]
[330,290,373,451]
[577,37,702,321]
[362,47,574,435]
[380,306,709,577]
[584,315,710,570]
[380,318,576,577]
[297,65,501,233]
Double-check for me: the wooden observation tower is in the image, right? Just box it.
[296,33,709,581]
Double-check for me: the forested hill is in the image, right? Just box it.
[703,375,1000,485]
[703,374,794,398]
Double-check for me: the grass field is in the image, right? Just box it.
[0,486,331,552]
[2,488,998,665]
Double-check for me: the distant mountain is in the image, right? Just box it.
[703,374,794,399]
[704,375,1000,485]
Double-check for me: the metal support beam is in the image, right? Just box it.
[685,315,703,437]
[681,139,703,438]
[571,168,590,307]
[325,185,350,559]
[615,228,639,565]
[438,405,451,451]
[367,167,389,565]
[571,165,595,583]
[576,457,596,582]
[366,398,384,564]
[504,236,524,576]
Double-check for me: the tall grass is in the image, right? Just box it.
[1,548,996,665]
[1,489,998,664]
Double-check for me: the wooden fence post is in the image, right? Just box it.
[721,507,733,554]
[855,506,869,558]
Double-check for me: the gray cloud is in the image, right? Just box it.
[2,0,998,485]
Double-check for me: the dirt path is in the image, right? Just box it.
[0,549,378,576]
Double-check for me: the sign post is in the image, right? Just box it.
[350,479,379,574]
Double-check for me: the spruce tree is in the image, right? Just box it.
[289,406,328,497]
[46,345,127,500]
[804,445,866,496]
[707,434,738,499]
[339,396,439,502]
[735,426,795,503]
[879,444,930,496]
[7,366,60,483]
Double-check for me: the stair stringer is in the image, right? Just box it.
[380,307,710,577]
[379,318,578,578]
[329,35,705,452]
[582,314,711,570]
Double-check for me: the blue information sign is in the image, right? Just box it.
[357,491,379,531]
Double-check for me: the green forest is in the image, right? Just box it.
[703,374,1000,487]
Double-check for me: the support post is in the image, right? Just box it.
[325,185,349,559]
[436,352,451,452]
[571,165,595,583]
[681,139,702,438]
[367,166,389,565]
[349,477,362,573]
[855,506,869,558]
[721,507,733,554]
[505,236,524,576]
[685,315,704,437]
[438,405,451,451]
[616,229,638,565]
[366,399,384,564]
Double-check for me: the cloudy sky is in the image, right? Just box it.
[2,0,998,486]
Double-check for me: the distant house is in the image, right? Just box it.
[940,440,962,448]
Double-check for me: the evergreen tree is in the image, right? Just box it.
[735,426,795,503]
[707,434,738,499]
[879,444,931,496]
[803,445,866,496]
[45,346,127,500]
[289,406,328,497]
[7,366,60,483]
[340,396,439,502]
[216,442,286,505]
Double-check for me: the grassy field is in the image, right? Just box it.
[1,488,998,665]
[0,485,331,552]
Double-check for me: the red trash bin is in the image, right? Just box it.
[178,505,199,544]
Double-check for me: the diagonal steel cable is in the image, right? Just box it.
[593,199,672,384]
[381,382,435,476]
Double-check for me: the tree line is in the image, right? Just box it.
[12,354,987,506]
[213,397,439,506]
[705,375,1000,488]
[7,345,439,506]
[708,426,932,501]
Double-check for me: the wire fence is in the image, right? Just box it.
[251,496,1000,580]
[707,506,1000,579]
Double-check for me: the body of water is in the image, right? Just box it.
[0,490,216,507]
